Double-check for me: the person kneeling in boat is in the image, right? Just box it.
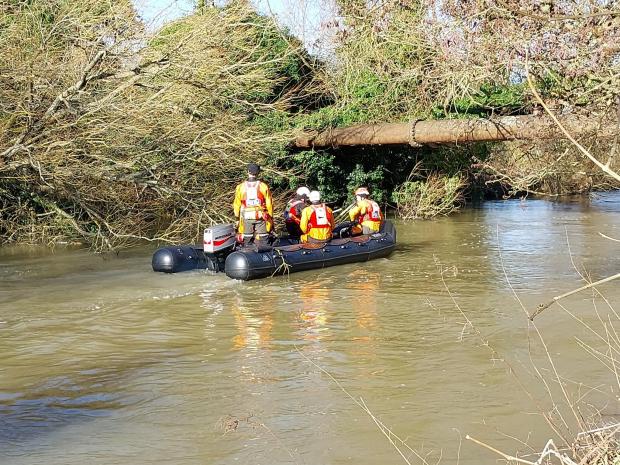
[349,187,383,235]
[299,190,335,243]
[233,163,273,245]
[283,186,310,239]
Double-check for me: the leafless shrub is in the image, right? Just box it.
[0,1,314,250]
[392,169,466,220]
[475,139,620,197]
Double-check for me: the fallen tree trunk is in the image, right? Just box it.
[293,114,618,148]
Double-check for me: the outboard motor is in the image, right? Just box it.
[152,224,236,273]
[202,223,236,271]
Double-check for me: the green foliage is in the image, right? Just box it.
[392,174,466,219]
[266,147,393,204]
[290,3,434,130]
[287,151,345,201]
[148,20,192,50]
[146,3,310,110]
[252,111,294,132]
[274,144,427,207]
[535,70,599,106]
[345,163,386,202]
[432,84,527,118]
[296,72,390,128]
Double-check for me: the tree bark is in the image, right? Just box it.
[293,115,618,148]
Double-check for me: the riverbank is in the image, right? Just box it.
[3,1,619,251]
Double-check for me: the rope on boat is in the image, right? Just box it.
[271,248,292,277]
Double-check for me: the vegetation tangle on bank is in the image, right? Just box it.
[1,0,619,251]
[1,2,619,464]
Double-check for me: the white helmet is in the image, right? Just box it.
[308,190,321,202]
[296,186,310,197]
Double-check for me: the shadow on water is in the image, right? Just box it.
[0,358,164,447]
[0,370,127,445]
[393,241,434,254]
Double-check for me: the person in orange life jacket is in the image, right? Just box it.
[232,163,273,245]
[299,190,335,243]
[349,187,383,235]
[283,186,310,239]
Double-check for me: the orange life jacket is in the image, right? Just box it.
[307,204,333,230]
[284,198,304,224]
[240,181,266,220]
[357,199,383,225]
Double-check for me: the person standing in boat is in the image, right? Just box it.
[283,186,310,239]
[233,163,273,245]
[349,187,383,235]
[299,190,335,243]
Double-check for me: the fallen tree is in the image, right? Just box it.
[293,115,618,148]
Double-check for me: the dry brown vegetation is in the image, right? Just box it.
[0,1,314,250]
[314,0,620,199]
[1,0,619,249]
[392,168,466,219]
[322,0,619,119]
[474,139,620,197]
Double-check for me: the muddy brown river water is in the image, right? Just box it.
[1,192,619,465]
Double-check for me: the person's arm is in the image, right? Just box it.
[349,205,361,222]
[300,208,310,233]
[360,202,369,218]
[263,183,273,218]
[290,204,302,224]
[233,184,242,218]
[329,207,335,230]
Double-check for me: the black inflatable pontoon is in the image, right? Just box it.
[151,245,221,273]
[152,221,396,281]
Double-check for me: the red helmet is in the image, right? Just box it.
[355,187,370,196]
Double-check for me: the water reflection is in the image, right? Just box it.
[296,280,330,345]
[230,293,274,352]
[481,197,620,290]
[346,269,379,346]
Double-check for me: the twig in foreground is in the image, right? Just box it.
[294,345,429,465]
[529,273,620,321]
[466,436,580,465]
[599,232,620,243]
[525,53,620,183]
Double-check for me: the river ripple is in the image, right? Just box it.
[1,192,619,465]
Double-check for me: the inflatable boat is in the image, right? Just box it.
[152,221,396,281]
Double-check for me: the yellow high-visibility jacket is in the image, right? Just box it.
[233,180,273,232]
[349,199,383,233]
[300,203,335,242]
